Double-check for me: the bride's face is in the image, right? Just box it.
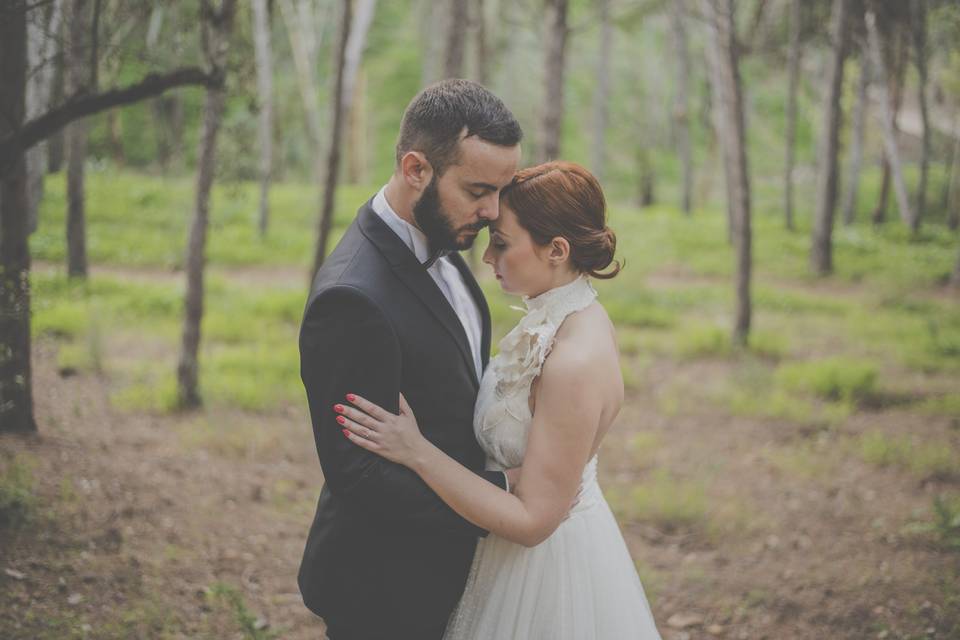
[482,203,554,297]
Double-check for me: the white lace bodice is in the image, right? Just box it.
[473,275,599,471]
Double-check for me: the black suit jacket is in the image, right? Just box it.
[297,198,507,637]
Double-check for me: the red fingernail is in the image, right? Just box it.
[333,404,344,413]
[336,415,346,425]
[342,429,350,437]
[346,393,356,402]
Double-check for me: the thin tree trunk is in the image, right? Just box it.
[866,7,913,229]
[948,123,960,231]
[252,0,273,237]
[25,0,63,235]
[177,0,237,409]
[670,0,693,215]
[910,0,929,231]
[539,0,568,163]
[421,0,444,87]
[810,0,850,276]
[347,67,368,185]
[311,0,352,279]
[473,0,489,86]
[0,0,37,433]
[47,48,65,173]
[783,0,801,231]
[591,0,612,184]
[444,0,469,78]
[280,0,326,182]
[703,0,752,346]
[842,48,869,226]
[64,0,89,279]
[342,0,377,108]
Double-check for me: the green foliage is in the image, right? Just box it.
[775,358,878,404]
[0,455,37,528]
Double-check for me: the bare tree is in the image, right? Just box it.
[703,0,752,345]
[810,0,851,276]
[177,0,238,408]
[25,0,63,235]
[865,2,914,231]
[343,0,377,185]
[591,0,612,184]
[670,0,693,215]
[64,0,91,279]
[909,0,930,229]
[251,0,274,237]
[279,0,329,186]
[444,0,469,78]
[1,1,36,433]
[783,0,801,230]
[539,0,569,163]
[473,0,490,86]
[310,0,353,279]
[842,47,870,226]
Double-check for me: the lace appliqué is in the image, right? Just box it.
[474,276,599,468]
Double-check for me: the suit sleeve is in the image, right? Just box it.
[299,284,507,537]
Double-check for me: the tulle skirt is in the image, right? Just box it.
[444,474,662,639]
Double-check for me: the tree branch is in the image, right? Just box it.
[1,67,215,173]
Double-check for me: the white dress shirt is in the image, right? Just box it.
[372,186,484,382]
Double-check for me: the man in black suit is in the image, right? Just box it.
[298,80,523,640]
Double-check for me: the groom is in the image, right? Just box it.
[297,80,522,640]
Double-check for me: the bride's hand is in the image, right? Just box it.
[335,392,427,467]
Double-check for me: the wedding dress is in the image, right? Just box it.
[444,275,662,639]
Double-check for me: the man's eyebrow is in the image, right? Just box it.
[466,181,498,192]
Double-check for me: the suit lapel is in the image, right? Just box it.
[358,203,481,389]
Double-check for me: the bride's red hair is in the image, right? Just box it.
[499,161,621,280]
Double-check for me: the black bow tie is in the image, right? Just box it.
[422,247,452,269]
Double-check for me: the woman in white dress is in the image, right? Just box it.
[336,161,662,639]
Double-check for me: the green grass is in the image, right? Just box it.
[775,357,879,404]
[0,454,37,529]
[610,470,708,533]
[858,431,960,480]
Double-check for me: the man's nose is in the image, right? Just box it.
[478,194,500,220]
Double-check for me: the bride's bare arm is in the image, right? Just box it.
[338,339,602,547]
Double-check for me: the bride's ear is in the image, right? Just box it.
[546,237,571,266]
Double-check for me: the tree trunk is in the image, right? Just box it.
[251,0,273,237]
[421,0,444,87]
[538,0,568,163]
[25,0,63,235]
[473,0,489,86]
[0,0,37,434]
[591,0,612,184]
[952,245,960,289]
[703,0,752,346]
[783,0,801,231]
[810,0,850,277]
[670,0,693,215]
[866,8,913,229]
[176,0,237,409]
[280,0,326,183]
[842,48,869,226]
[910,0,929,231]
[444,0,468,78]
[948,124,959,231]
[310,0,352,279]
[64,0,90,279]
[47,49,65,173]
[342,0,377,110]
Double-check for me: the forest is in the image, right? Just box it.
[1,0,959,638]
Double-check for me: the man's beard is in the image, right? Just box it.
[413,175,487,252]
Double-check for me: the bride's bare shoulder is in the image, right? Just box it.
[555,301,617,352]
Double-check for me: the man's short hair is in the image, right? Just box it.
[395,79,523,177]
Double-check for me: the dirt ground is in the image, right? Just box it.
[2,267,959,640]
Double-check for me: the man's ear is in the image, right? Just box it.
[399,151,433,191]
[548,237,571,265]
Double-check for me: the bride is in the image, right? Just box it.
[336,161,662,639]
